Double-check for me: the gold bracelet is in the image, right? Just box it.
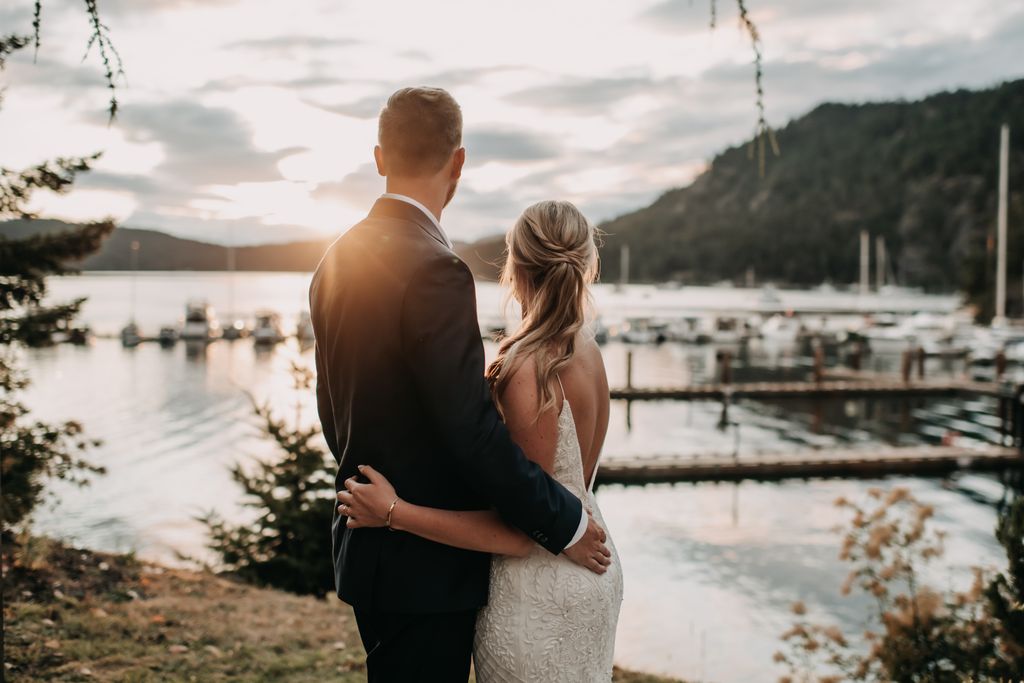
[385,497,400,532]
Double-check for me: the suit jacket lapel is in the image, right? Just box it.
[369,197,449,250]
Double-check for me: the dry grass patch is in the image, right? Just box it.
[3,536,683,682]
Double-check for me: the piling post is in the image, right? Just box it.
[626,350,634,390]
[916,346,926,380]
[900,349,912,384]
[813,345,825,384]
[996,349,1007,381]
[717,350,733,385]
[999,394,1009,446]
[849,341,862,371]
[718,389,731,429]
[1013,385,1024,448]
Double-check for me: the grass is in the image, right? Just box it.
[3,536,683,682]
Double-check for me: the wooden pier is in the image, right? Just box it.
[609,378,1004,402]
[595,445,1024,485]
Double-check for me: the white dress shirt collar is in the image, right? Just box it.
[380,192,452,249]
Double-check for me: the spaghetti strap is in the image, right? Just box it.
[555,373,566,403]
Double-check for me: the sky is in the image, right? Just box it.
[2,0,1023,245]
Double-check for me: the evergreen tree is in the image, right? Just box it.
[0,32,112,535]
[200,362,336,597]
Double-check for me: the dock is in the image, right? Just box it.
[594,445,1024,485]
[609,378,1005,401]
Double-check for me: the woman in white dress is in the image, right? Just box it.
[337,199,623,681]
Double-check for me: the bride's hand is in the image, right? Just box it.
[336,465,399,529]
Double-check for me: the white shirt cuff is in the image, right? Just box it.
[563,506,589,550]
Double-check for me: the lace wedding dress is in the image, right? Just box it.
[474,388,624,682]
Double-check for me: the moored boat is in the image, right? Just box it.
[252,310,285,345]
[181,300,221,341]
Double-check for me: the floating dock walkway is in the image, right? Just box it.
[609,378,1004,401]
[595,445,1024,485]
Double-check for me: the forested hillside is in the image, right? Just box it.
[596,79,1024,315]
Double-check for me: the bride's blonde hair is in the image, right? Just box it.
[485,200,599,418]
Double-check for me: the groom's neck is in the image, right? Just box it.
[384,178,447,223]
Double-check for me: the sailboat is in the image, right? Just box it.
[120,240,142,347]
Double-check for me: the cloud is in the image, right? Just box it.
[308,95,385,120]
[463,127,561,164]
[225,35,359,53]
[312,163,382,208]
[637,0,722,35]
[93,100,306,185]
[638,0,893,34]
[507,75,667,113]
[302,66,531,120]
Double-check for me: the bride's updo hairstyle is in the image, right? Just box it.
[485,200,599,418]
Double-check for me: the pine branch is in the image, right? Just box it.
[21,1,123,120]
[0,153,101,220]
[734,0,779,176]
[32,0,41,61]
[82,0,124,121]
[0,34,30,71]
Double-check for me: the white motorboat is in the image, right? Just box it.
[696,315,748,345]
[181,300,222,341]
[759,314,803,344]
[252,310,285,345]
[618,317,668,344]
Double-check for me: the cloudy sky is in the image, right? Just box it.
[3,0,1023,245]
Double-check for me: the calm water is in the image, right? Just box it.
[22,272,1012,682]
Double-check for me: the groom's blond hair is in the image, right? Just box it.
[378,87,462,177]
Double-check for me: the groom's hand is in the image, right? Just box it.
[562,512,611,575]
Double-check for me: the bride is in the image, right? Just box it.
[336,199,624,681]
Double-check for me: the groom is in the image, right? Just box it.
[309,86,611,681]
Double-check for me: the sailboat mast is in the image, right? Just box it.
[226,223,237,318]
[619,244,630,289]
[995,124,1009,324]
[875,236,886,290]
[227,243,236,316]
[859,230,869,296]
[130,239,139,323]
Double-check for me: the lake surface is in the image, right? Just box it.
[21,272,1013,682]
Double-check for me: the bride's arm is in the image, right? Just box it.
[337,465,534,557]
[338,360,593,563]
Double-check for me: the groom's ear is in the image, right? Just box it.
[451,147,465,180]
[374,145,386,177]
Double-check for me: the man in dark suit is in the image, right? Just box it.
[309,87,611,682]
